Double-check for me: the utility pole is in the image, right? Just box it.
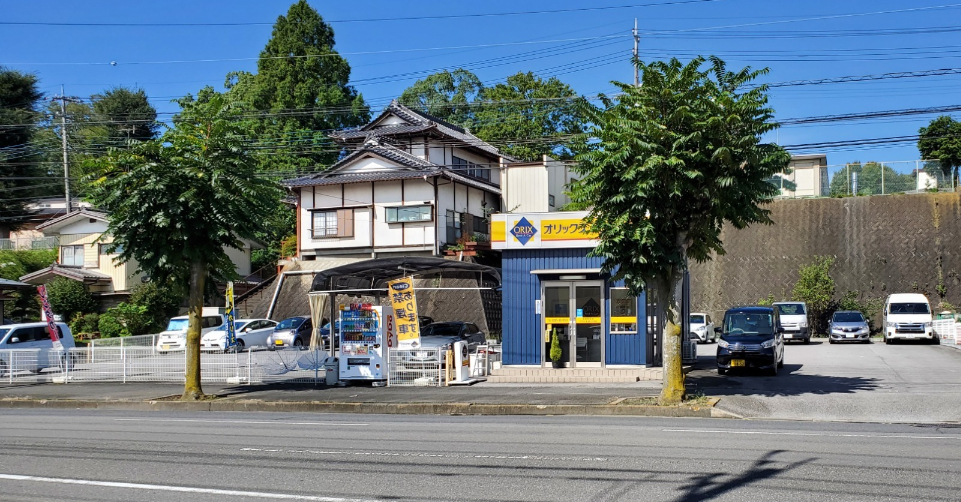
[632,19,639,85]
[52,86,81,213]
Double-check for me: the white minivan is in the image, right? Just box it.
[156,308,225,353]
[0,322,76,374]
[883,293,935,344]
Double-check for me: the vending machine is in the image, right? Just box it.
[338,303,390,381]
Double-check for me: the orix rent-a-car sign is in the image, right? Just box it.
[491,211,599,250]
[387,277,421,349]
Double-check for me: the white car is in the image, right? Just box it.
[690,313,716,343]
[201,319,278,352]
[883,293,935,344]
[156,310,225,353]
[0,322,76,374]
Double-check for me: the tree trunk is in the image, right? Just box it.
[182,260,206,401]
[658,269,685,405]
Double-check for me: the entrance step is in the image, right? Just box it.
[487,367,661,383]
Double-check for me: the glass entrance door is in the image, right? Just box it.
[542,281,604,368]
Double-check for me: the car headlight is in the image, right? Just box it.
[717,339,729,348]
[924,322,932,328]
[798,321,808,328]
[887,322,896,328]
[694,326,706,332]
[761,339,776,348]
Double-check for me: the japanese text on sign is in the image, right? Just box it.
[387,277,420,349]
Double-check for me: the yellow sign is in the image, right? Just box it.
[545,317,570,325]
[540,219,597,241]
[387,277,421,349]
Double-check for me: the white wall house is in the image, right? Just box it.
[19,208,260,298]
[777,154,829,198]
[503,155,574,213]
[285,101,506,259]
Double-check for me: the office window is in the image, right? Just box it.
[549,194,556,207]
[61,245,84,267]
[312,209,354,238]
[386,205,432,223]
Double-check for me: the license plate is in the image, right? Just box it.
[162,345,169,350]
[730,359,746,367]
[846,334,854,338]
[784,334,793,339]
[275,340,284,345]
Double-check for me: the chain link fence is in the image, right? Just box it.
[776,160,956,199]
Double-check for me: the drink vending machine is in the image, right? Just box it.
[338,303,394,381]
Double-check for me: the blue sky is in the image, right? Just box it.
[3,0,960,169]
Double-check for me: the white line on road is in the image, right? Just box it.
[241,447,607,462]
[114,418,368,426]
[662,429,959,440]
[0,473,378,501]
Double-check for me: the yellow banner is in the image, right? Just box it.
[387,277,421,349]
[610,316,637,324]
[575,317,602,324]
[545,317,570,325]
[540,219,597,241]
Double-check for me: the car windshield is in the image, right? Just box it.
[776,304,806,315]
[165,319,189,331]
[724,312,775,336]
[890,303,930,314]
[833,312,865,323]
[276,318,304,330]
[690,315,705,324]
[423,324,460,337]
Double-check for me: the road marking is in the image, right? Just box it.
[662,429,958,440]
[115,418,368,426]
[242,447,607,462]
[0,474,378,501]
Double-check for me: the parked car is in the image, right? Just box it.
[829,310,871,344]
[690,313,716,343]
[716,306,784,376]
[201,318,278,352]
[400,322,486,369]
[883,293,935,344]
[156,308,225,353]
[773,301,810,343]
[0,322,76,374]
[267,316,312,350]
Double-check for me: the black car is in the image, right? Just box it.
[716,306,785,376]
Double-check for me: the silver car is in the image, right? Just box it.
[828,310,871,344]
[401,322,486,369]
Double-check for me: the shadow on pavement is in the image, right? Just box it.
[674,450,815,502]
[685,355,881,397]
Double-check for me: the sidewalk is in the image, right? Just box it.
[0,380,720,417]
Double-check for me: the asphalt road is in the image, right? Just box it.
[688,339,961,423]
[1,409,960,501]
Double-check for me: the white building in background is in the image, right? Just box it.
[776,154,829,198]
[502,155,576,213]
[285,101,509,259]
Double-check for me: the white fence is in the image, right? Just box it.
[933,320,961,345]
[388,348,444,386]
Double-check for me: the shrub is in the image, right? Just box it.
[791,256,836,335]
[98,303,152,338]
[756,294,775,306]
[45,277,98,322]
[129,282,184,332]
[549,328,562,362]
[834,291,884,333]
[98,311,126,338]
[70,312,101,337]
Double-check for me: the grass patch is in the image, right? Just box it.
[616,392,713,407]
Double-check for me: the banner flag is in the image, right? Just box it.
[387,277,420,349]
[37,285,63,350]
[225,281,237,348]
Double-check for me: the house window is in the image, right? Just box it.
[386,205,432,223]
[311,209,354,238]
[99,243,123,255]
[452,155,491,181]
[61,245,84,267]
[610,288,638,334]
[549,194,556,207]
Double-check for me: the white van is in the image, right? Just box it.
[156,307,225,353]
[773,302,810,343]
[883,293,935,344]
[0,322,76,373]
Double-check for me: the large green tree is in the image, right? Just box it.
[918,115,961,187]
[0,68,44,235]
[473,72,587,161]
[569,57,790,404]
[85,90,281,400]
[225,0,369,172]
[91,86,158,143]
[828,161,914,196]
[398,69,483,125]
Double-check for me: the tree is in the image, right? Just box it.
[129,281,185,333]
[85,90,281,400]
[225,0,369,172]
[398,69,483,125]
[0,68,44,235]
[91,86,158,143]
[569,57,790,404]
[472,72,587,161]
[918,115,961,186]
[45,277,98,322]
[829,161,914,196]
[791,256,835,335]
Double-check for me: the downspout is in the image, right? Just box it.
[370,182,376,259]
[433,176,440,256]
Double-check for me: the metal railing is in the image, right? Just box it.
[933,320,961,344]
[0,236,59,250]
[388,348,444,386]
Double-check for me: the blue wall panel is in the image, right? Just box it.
[502,249,647,366]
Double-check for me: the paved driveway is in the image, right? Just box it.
[687,339,961,423]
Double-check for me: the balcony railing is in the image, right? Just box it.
[0,236,60,251]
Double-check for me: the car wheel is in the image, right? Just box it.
[778,354,784,368]
[884,337,893,345]
[931,337,941,345]
[717,367,727,375]
[803,337,811,344]
[768,359,779,376]
[828,339,835,344]
[293,338,304,348]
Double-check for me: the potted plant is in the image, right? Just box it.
[550,328,563,368]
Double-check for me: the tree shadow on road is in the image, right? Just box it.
[673,450,815,502]
[686,357,881,397]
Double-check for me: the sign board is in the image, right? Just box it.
[491,211,599,250]
[387,277,421,349]
[36,285,63,350]
[224,281,237,348]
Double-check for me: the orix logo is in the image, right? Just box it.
[510,217,537,245]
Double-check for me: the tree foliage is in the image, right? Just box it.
[45,277,98,322]
[129,281,185,333]
[0,249,56,321]
[569,57,790,403]
[91,86,158,143]
[791,256,836,335]
[84,90,281,399]
[918,115,961,183]
[828,161,915,196]
[0,67,44,233]
[398,69,588,161]
[225,0,369,172]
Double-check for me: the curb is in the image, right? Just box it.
[0,398,719,418]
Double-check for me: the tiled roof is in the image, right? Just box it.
[20,264,112,285]
[36,208,109,231]
[330,123,434,140]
